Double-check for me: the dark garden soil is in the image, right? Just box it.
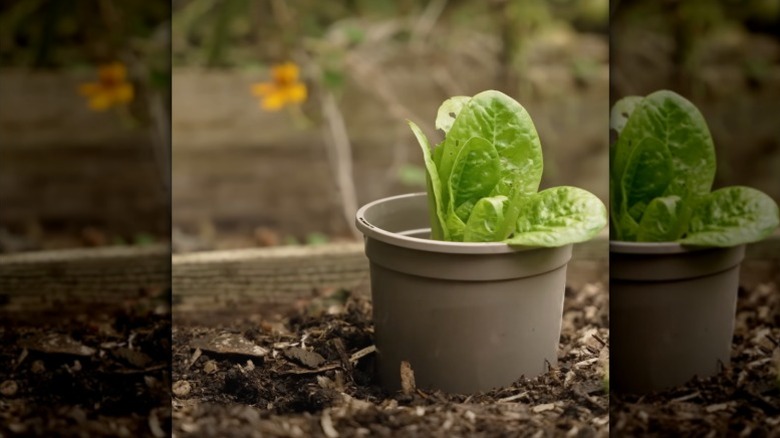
[611,282,780,437]
[172,283,610,437]
[0,290,172,437]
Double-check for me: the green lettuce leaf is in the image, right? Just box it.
[636,195,690,242]
[447,136,500,223]
[439,90,543,204]
[505,187,607,247]
[610,90,779,246]
[609,95,643,135]
[680,186,780,247]
[613,90,715,202]
[409,90,608,246]
[435,96,470,134]
[620,136,673,222]
[463,196,508,242]
[408,121,448,240]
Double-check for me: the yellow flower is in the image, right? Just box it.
[251,62,307,111]
[78,62,134,111]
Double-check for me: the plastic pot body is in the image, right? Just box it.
[610,241,745,394]
[355,193,572,394]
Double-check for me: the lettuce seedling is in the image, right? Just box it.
[409,90,607,245]
[610,90,779,245]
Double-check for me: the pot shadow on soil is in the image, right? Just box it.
[610,283,780,436]
[173,284,610,437]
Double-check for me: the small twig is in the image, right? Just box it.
[147,91,171,195]
[332,338,353,377]
[574,357,600,369]
[185,348,202,370]
[573,387,604,410]
[497,391,528,403]
[15,348,28,370]
[591,334,608,347]
[123,43,171,196]
[278,363,341,375]
[107,363,169,375]
[431,67,463,97]
[344,54,431,132]
[320,91,360,239]
[320,408,339,438]
[349,345,376,363]
[670,391,701,403]
[410,0,448,48]
[746,357,772,369]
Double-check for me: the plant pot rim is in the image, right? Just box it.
[609,240,742,255]
[357,192,555,255]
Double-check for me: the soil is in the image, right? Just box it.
[611,282,780,437]
[0,290,172,437]
[172,283,610,437]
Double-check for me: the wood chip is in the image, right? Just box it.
[1,380,18,397]
[574,358,599,368]
[15,349,28,369]
[320,409,339,438]
[705,402,734,413]
[331,339,353,375]
[400,361,416,395]
[194,334,268,359]
[497,392,528,403]
[746,357,771,369]
[148,411,165,438]
[30,360,45,374]
[532,403,556,413]
[349,345,376,363]
[670,392,701,403]
[279,363,341,375]
[284,347,326,369]
[112,347,153,368]
[173,380,192,397]
[203,360,218,374]
[23,333,96,357]
[186,348,202,370]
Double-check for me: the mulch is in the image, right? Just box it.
[172,283,610,437]
[1,275,774,437]
[0,290,172,437]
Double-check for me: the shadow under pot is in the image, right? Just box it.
[355,192,572,394]
[610,241,745,394]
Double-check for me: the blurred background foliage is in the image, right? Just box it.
[0,1,168,69]
[0,1,171,252]
[167,0,612,251]
[0,0,171,112]
[611,0,780,97]
[611,0,780,204]
[167,0,608,68]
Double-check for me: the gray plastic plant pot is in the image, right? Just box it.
[355,192,573,394]
[610,241,746,394]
